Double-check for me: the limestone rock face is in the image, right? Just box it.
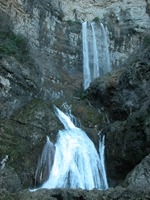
[59,0,150,68]
[59,0,150,26]
[0,0,82,84]
[0,56,40,118]
[0,0,150,195]
[0,0,150,73]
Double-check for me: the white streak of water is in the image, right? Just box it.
[100,23,111,73]
[61,102,81,127]
[99,132,108,189]
[82,22,91,90]
[54,105,75,130]
[91,22,99,79]
[82,22,111,90]
[41,107,108,190]
[34,136,55,185]
[32,106,108,191]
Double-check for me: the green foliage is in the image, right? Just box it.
[66,20,81,26]
[0,30,29,63]
[92,17,99,23]
[143,35,150,47]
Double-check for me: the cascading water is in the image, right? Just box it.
[82,21,111,90]
[91,22,99,79]
[100,23,111,73]
[99,132,108,188]
[61,102,81,127]
[82,22,91,90]
[33,106,108,190]
[34,136,55,185]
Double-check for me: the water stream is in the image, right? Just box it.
[82,22,91,90]
[33,106,108,190]
[82,22,111,90]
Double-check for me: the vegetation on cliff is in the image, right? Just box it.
[0,30,29,63]
[0,0,150,199]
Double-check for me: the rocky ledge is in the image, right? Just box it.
[1,186,150,200]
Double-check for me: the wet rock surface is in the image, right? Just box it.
[0,0,150,199]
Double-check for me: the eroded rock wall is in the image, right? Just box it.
[1,0,150,75]
[59,0,150,68]
[0,0,82,96]
[0,0,150,195]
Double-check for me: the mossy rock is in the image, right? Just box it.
[0,99,63,188]
[0,30,29,63]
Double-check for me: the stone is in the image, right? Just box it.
[0,0,150,197]
[123,154,150,187]
[0,166,22,193]
[14,187,150,200]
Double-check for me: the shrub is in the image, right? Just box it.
[92,17,99,23]
[0,30,29,63]
[66,20,81,26]
[143,35,150,47]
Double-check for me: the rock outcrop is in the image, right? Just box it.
[14,187,150,200]
[86,47,150,185]
[0,0,150,73]
[0,0,82,86]
[0,166,22,193]
[123,153,150,187]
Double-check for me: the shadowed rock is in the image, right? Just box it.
[123,154,150,188]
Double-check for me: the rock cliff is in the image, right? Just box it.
[0,0,150,199]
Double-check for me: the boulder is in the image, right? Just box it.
[123,154,150,187]
[0,166,22,193]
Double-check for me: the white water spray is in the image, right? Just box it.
[99,132,108,189]
[61,102,81,127]
[34,106,108,190]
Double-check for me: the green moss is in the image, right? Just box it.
[66,20,81,26]
[0,30,29,63]
[0,193,14,200]
[92,17,99,23]
[143,35,150,47]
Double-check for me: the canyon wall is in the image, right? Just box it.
[0,0,150,198]
[0,0,150,73]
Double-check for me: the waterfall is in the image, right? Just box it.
[34,136,55,185]
[82,22,111,90]
[82,22,91,90]
[99,132,108,189]
[100,23,111,73]
[61,102,81,127]
[91,22,99,79]
[33,106,108,190]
